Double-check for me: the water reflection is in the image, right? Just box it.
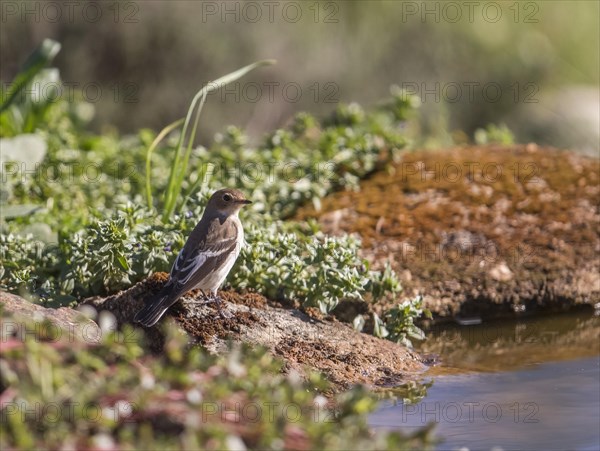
[369,312,600,450]
[371,357,600,451]
[418,311,600,374]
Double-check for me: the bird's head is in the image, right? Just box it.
[207,188,252,216]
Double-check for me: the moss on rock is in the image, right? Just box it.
[296,144,600,320]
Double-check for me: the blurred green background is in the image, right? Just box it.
[1,0,598,153]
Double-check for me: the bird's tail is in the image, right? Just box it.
[134,287,177,327]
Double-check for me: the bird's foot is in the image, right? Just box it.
[202,293,233,319]
[186,290,210,304]
[213,294,234,319]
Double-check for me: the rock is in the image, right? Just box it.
[0,291,101,343]
[489,262,514,282]
[82,273,426,391]
[295,144,600,321]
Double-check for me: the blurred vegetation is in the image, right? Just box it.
[1,1,597,152]
[0,311,436,449]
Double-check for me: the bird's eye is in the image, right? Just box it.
[223,194,232,202]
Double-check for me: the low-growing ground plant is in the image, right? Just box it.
[379,297,432,348]
[231,223,374,313]
[0,311,435,450]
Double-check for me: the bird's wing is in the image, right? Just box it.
[169,217,239,296]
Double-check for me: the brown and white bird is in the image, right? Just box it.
[134,188,251,327]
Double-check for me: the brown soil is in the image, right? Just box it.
[295,144,600,321]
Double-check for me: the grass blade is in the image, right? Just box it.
[180,162,215,212]
[161,59,276,221]
[145,118,184,209]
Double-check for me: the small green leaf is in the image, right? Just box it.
[116,254,130,271]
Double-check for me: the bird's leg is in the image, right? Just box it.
[200,289,212,304]
[210,290,233,319]
[200,290,217,304]
[189,290,232,318]
[187,289,210,304]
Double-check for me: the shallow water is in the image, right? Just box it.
[369,311,600,451]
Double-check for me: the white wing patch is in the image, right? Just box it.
[168,216,243,295]
[174,246,232,286]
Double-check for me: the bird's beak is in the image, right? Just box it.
[238,199,252,205]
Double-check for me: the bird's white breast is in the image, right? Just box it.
[195,216,244,293]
